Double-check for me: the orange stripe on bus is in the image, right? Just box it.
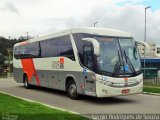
[21,59,40,86]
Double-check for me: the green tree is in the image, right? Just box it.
[0,54,5,65]
[0,36,26,70]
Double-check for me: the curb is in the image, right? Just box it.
[0,91,79,115]
[142,92,160,96]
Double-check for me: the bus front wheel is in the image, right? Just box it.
[67,79,79,99]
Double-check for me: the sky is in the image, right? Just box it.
[0,0,160,45]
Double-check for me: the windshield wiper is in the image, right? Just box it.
[123,50,136,73]
[118,50,122,67]
[112,50,124,76]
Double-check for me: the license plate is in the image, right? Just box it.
[122,89,130,94]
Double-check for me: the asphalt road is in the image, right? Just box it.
[0,78,160,114]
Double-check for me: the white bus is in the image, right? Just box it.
[13,27,143,99]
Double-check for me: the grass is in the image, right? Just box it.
[143,86,160,94]
[0,92,88,120]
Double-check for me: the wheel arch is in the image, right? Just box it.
[65,75,77,91]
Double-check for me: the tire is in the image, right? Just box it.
[23,75,31,89]
[67,79,79,100]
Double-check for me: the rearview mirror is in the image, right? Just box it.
[82,38,100,55]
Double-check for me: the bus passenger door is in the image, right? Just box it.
[83,45,96,96]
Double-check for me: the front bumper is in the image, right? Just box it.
[96,80,143,97]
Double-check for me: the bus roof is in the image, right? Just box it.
[14,27,132,46]
[71,27,131,37]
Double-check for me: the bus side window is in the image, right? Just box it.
[83,45,94,71]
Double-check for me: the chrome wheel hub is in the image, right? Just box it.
[69,84,77,96]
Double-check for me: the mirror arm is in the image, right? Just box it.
[82,38,100,55]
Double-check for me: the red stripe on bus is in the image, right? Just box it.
[21,59,40,86]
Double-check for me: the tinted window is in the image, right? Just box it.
[14,35,75,60]
[40,35,75,60]
[73,33,93,65]
[83,45,94,70]
[40,39,58,57]
[14,42,40,59]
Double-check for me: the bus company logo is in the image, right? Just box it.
[60,58,64,69]
[52,58,64,69]
[52,61,60,69]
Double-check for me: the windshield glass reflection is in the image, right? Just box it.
[95,37,141,77]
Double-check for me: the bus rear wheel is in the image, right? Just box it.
[24,75,31,89]
[67,79,79,99]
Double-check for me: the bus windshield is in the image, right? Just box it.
[95,37,141,77]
